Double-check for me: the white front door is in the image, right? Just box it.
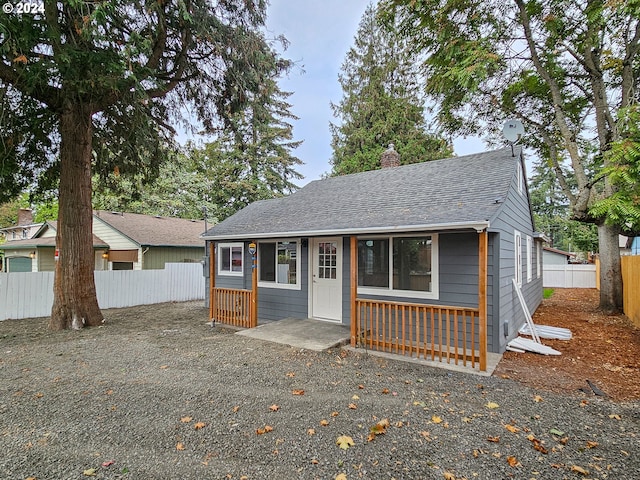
[311,238,342,322]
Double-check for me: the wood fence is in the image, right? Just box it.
[354,298,483,369]
[0,263,204,321]
[210,287,256,328]
[621,256,640,327]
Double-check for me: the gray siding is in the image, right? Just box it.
[258,242,308,321]
[489,156,543,353]
[351,232,498,352]
[206,240,308,322]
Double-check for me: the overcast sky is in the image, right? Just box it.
[264,0,486,185]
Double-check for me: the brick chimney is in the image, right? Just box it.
[380,143,400,168]
[17,208,33,226]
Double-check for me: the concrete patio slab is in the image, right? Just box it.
[235,317,351,352]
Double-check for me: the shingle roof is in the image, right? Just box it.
[0,222,109,250]
[203,148,521,240]
[93,211,206,247]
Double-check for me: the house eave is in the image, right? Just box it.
[201,221,491,241]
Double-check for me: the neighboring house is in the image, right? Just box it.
[0,221,109,272]
[92,210,206,270]
[0,211,206,272]
[202,147,544,362]
[542,246,575,265]
[0,209,43,243]
[630,237,640,255]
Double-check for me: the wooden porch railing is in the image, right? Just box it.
[354,298,484,369]
[210,287,256,328]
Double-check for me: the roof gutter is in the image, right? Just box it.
[200,221,490,241]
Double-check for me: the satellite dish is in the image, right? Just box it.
[502,119,525,143]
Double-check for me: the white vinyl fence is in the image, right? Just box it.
[0,263,204,321]
[543,264,597,288]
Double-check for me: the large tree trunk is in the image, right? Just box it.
[597,223,623,314]
[49,102,103,330]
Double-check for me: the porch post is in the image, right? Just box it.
[250,241,258,328]
[209,241,216,321]
[478,230,488,371]
[350,236,357,347]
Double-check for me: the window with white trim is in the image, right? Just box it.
[514,231,522,286]
[258,240,299,288]
[526,235,533,282]
[358,235,438,298]
[218,243,243,276]
[536,242,542,278]
[517,161,524,195]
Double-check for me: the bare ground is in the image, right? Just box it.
[493,288,640,402]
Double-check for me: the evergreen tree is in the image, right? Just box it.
[92,53,303,222]
[386,0,639,312]
[0,1,289,329]
[329,3,451,176]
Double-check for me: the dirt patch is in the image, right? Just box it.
[493,288,640,402]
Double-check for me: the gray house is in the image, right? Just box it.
[202,147,543,371]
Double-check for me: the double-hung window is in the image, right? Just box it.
[259,240,299,288]
[358,235,438,298]
[218,243,243,276]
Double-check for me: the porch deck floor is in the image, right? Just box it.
[232,317,502,376]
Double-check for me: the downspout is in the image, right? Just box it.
[142,247,149,269]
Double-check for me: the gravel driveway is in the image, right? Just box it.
[1,301,638,479]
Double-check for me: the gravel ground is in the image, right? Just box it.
[1,301,638,480]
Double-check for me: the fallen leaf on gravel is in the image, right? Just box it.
[571,465,589,475]
[101,460,115,467]
[233,406,240,413]
[180,416,192,423]
[443,472,456,480]
[487,436,500,443]
[331,411,339,417]
[527,435,548,454]
[608,414,621,420]
[292,389,305,395]
[549,428,564,436]
[311,458,319,464]
[320,419,329,426]
[348,403,357,409]
[286,371,295,377]
[505,424,520,433]
[352,394,360,400]
[462,417,472,423]
[358,384,364,389]
[586,441,598,449]
[381,388,390,394]
[83,468,97,476]
[533,395,543,402]
[335,474,347,480]
[269,404,279,412]
[308,428,316,435]
[160,365,168,369]
[432,415,443,424]
[176,442,185,451]
[256,425,273,435]
[336,435,354,450]
[194,422,206,430]
[507,456,521,467]
[485,402,499,409]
